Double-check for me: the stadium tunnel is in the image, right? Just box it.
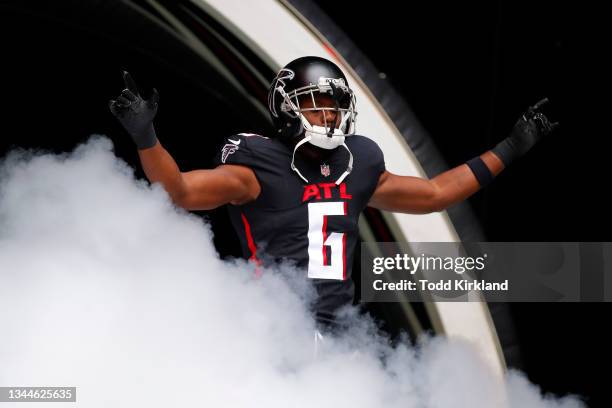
[0,0,522,377]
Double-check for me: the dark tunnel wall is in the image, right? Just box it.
[0,0,277,260]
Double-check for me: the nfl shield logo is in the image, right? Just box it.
[320,163,330,177]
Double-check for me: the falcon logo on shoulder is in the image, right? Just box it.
[221,142,239,163]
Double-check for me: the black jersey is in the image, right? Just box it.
[214,133,385,325]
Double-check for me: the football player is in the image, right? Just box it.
[109,56,558,332]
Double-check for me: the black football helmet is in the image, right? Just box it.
[267,56,357,184]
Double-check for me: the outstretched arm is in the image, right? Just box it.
[369,151,504,214]
[369,98,558,214]
[138,143,260,210]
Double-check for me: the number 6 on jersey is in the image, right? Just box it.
[307,201,347,280]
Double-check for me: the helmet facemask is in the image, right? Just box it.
[280,77,357,150]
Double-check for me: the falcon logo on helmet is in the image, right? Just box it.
[268,56,357,185]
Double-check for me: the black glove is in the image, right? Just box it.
[492,98,559,166]
[109,71,159,150]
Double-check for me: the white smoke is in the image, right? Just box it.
[0,136,586,407]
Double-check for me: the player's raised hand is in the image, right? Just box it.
[492,98,560,166]
[524,98,560,135]
[109,71,159,149]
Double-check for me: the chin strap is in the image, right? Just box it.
[291,135,312,183]
[335,142,353,185]
[291,137,354,185]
